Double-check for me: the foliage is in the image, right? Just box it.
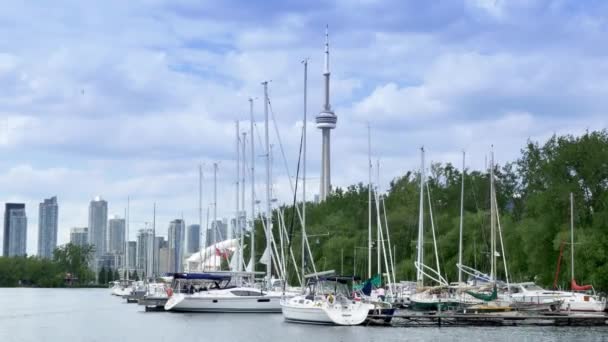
[254,130,608,291]
[0,243,96,287]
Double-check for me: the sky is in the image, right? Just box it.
[1,0,607,255]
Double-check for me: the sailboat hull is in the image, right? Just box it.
[164,291,283,313]
[281,297,372,325]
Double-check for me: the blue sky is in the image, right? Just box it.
[0,0,606,254]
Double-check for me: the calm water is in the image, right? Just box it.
[0,288,607,342]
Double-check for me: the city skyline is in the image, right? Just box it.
[1,194,240,257]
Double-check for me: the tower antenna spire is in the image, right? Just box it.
[316,25,337,202]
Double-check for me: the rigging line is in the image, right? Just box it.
[425,182,447,283]
[287,126,304,266]
[266,95,317,276]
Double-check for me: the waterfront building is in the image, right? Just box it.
[37,196,58,258]
[168,219,185,272]
[70,227,88,247]
[205,219,228,247]
[3,203,27,256]
[136,229,154,278]
[127,241,137,269]
[107,216,126,254]
[88,196,108,264]
[186,224,200,254]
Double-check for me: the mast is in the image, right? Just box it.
[198,165,203,271]
[235,120,240,270]
[367,124,372,278]
[570,192,574,282]
[124,204,129,281]
[241,132,246,272]
[235,121,240,244]
[376,159,381,276]
[249,98,256,272]
[302,59,308,284]
[416,148,425,286]
[458,151,465,285]
[213,162,218,271]
[152,202,156,278]
[490,148,496,282]
[263,81,272,286]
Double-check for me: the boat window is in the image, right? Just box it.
[314,280,350,296]
[522,284,544,291]
[230,290,262,296]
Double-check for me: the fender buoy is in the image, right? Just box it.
[166,288,173,297]
[328,294,335,304]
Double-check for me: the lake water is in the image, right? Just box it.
[0,288,607,342]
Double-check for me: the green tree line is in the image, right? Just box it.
[247,130,608,292]
[0,243,97,287]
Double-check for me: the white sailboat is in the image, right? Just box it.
[507,194,606,312]
[164,273,283,312]
[281,33,371,325]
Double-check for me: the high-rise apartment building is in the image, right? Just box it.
[88,196,108,263]
[37,196,58,258]
[4,203,27,257]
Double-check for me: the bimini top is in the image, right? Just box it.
[171,273,231,281]
[315,275,361,284]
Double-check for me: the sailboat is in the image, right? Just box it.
[410,148,460,311]
[167,83,292,313]
[498,194,605,312]
[281,36,372,325]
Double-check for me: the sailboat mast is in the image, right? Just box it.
[199,165,204,271]
[416,148,425,286]
[236,121,240,246]
[490,149,496,282]
[458,151,465,285]
[152,202,156,278]
[241,132,246,272]
[235,121,241,270]
[213,162,218,270]
[249,98,255,271]
[367,124,372,279]
[302,60,308,284]
[570,192,574,282]
[263,81,272,286]
[376,159,381,276]
[125,203,129,281]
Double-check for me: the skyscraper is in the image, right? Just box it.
[186,224,200,254]
[107,216,126,255]
[316,27,337,202]
[37,196,58,258]
[127,241,137,269]
[70,227,88,247]
[206,219,228,247]
[154,236,168,276]
[168,219,185,272]
[3,203,27,257]
[136,229,153,277]
[88,196,108,263]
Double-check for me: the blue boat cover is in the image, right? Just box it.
[171,273,231,281]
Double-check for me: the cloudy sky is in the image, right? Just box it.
[1,0,607,255]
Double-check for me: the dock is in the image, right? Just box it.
[386,311,608,327]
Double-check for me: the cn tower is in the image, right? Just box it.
[316,26,337,202]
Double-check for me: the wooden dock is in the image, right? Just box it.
[386,311,608,327]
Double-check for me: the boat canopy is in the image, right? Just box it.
[314,275,361,284]
[171,273,231,281]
